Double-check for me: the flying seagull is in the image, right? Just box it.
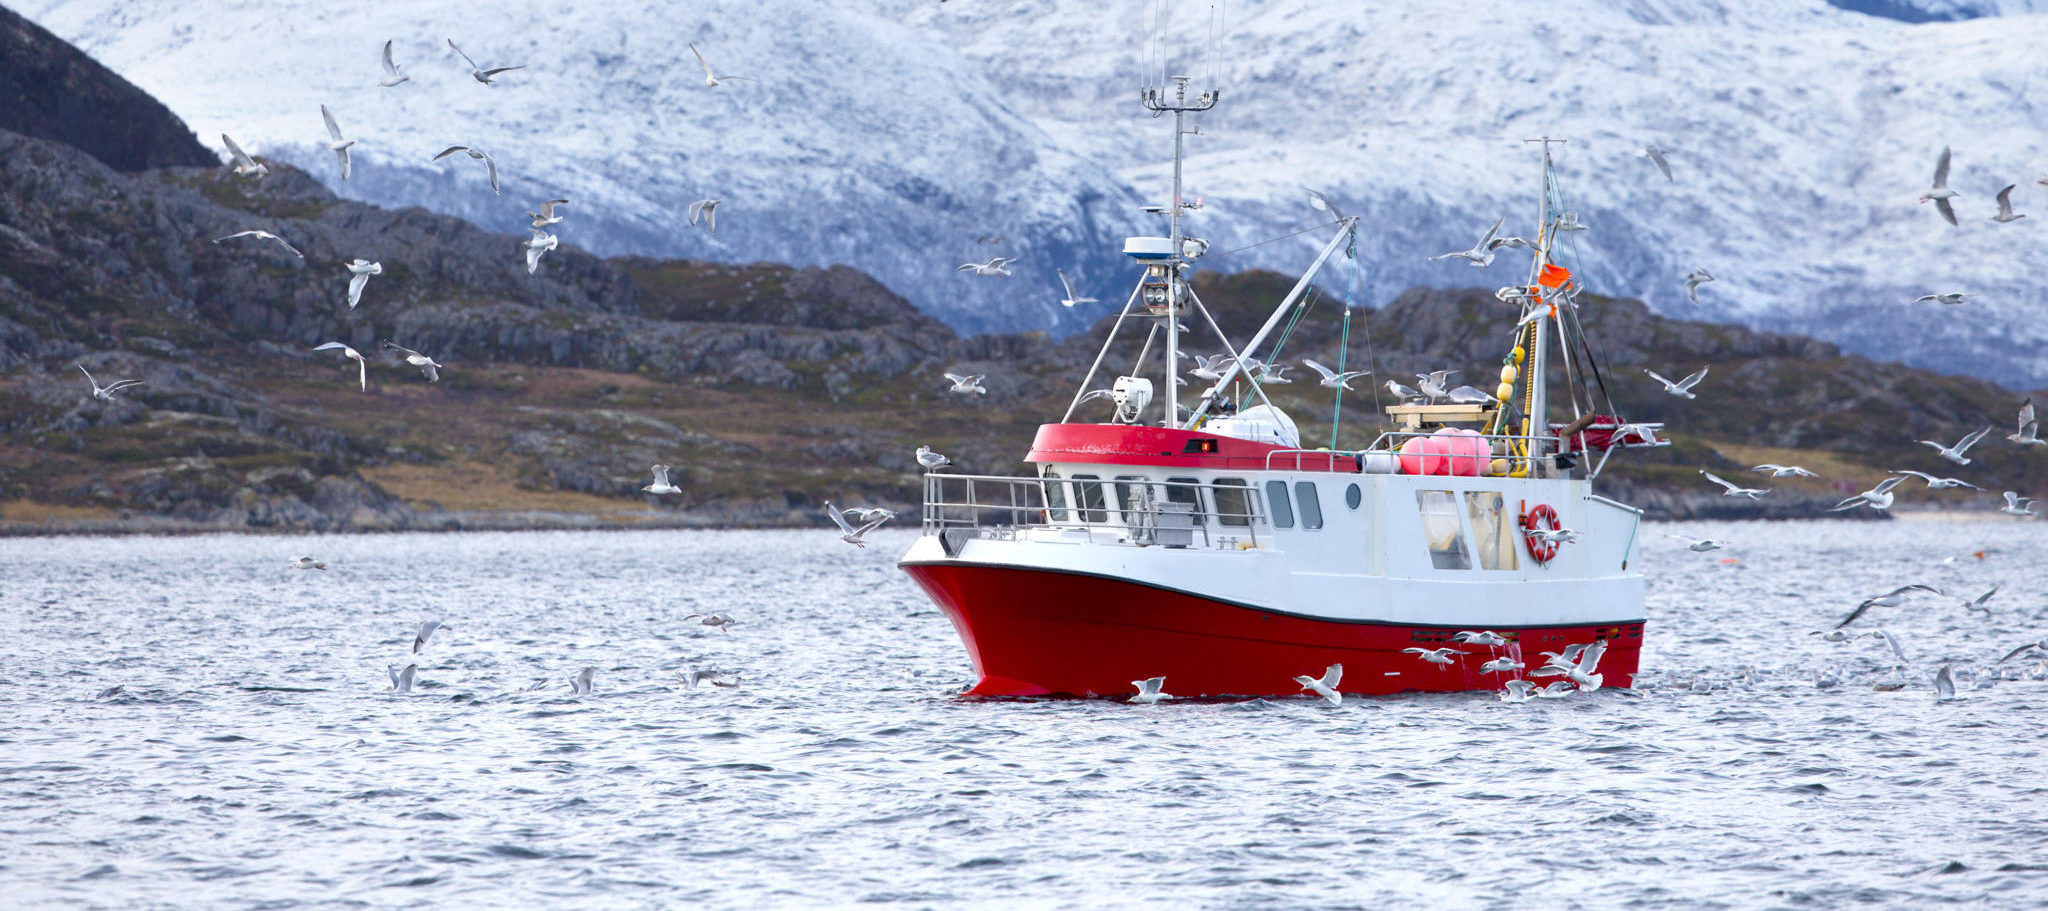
[568,667,595,695]
[1752,464,1817,478]
[1700,470,1769,499]
[1913,291,1970,306]
[1892,469,1980,490]
[378,39,410,87]
[944,373,986,396]
[1666,533,1723,552]
[825,500,890,548]
[1450,630,1508,648]
[688,198,720,233]
[214,230,303,259]
[432,146,500,194]
[688,42,745,87]
[2006,399,2043,446]
[1638,145,1673,181]
[1916,426,1993,465]
[1415,369,1461,401]
[1835,583,1943,628]
[1428,217,1505,268]
[1645,366,1708,399]
[915,445,951,471]
[1831,475,1907,511]
[221,133,268,178]
[312,342,368,392]
[76,365,144,402]
[524,229,558,274]
[840,506,896,524]
[1401,647,1465,666]
[413,619,446,654]
[1480,657,1525,674]
[1057,269,1098,308]
[381,341,442,382]
[1498,679,1538,703]
[642,464,681,495]
[1683,268,1714,304]
[1953,584,2000,617]
[319,104,355,181]
[389,663,417,693]
[448,39,525,86]
[1918,146,1960,226]
[344,259,382,309]
[957,256,1014,278]
[289,556,327,570]
[1999,491,2035,516]
[1997,636,2048,664]
[1128,676,1171,705]
[1992,184,2026,223]
[1304,186,1349,221]
[529,198,569,229]
[684,668,740,689]
[1293,664,1343,707]
[1302,359,1370,391]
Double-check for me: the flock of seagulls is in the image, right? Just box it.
[1121,633,1618,706]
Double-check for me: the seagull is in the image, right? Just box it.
[1187,355,1230,383]
[528,198,569,229]
[1535,681,1578,699]
[1808,629,1856,642]
[311,342,367,392]
[825,500,890,548]
[1700,470,1769,500]
[378,39,410,87]
[1752,464,1818,478]
[1057,269,1098,308]
[414,619,446,654]
[1401,647,1465,666]
[1918,146,1960,226]
[213,230,303,259]
[448,39,525,86]
[1645,366,1708,399]
[1997,636,2048,664]
[1862,628,1908,665]
[76,365,145,402]
[1498,679,1538,703]
[432,146,500,194]
[688,198,720,233]
[389,664,417,693]
[1301,359,1370,391]
[381,341,442,382]
[688,42,746,87]
[221,133,268,178]
[1638,145,1673,181]
[2007,400,2044,446]
[1479,657,1524,674]
[1450,630,1508,647]
[956,257,1013,278]
[344,259,382,309]
[1892,469,1980,490]
[1832,475,1907,512]
[288,556,327,570]
[1128,676,1172,704]
[1564,640,1606,692]
[1954,584,2000,616]
[1999,491,2036,516]
[1933,664,1957,701]
[1384,379,1425,403]
[915,445,951,471]
[1991,184,2026,223]
[524,229,558,274]
[1835,583,1944,628]
[1530,527,1580,546]
[568,667,595,695]
[1683,268,1714,304]
[642,464,681,495]
[1555,211,1588,232]
[1415,370,1460,401]
[1445,385,1499,405]
[1428,217,1505,268]
[683,612,737,633]
[1912,291,1970,306]
[1916,426,1993,465]
[945,373,987,396]
[1293,664,1343,706]
[684,668,740,689]
[1666,533,1723,552]
[1304,187,1349,221]
[841,506,896,524]
[1255,364,1294,385]
[319,104,355,181]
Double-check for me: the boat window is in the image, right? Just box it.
[1114,475,1152,523]
[1073,474,1107,524]
[1345,483,1362,510]
[1165,477,1202,522]
[1415,490,1472,570]
[1296,482,1324,530]
[1213,478,1251,526]
[1265,481,1295,529]
[1464,491,1518,570]
[1043,473,1071,523]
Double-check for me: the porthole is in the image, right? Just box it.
[1345,483,1362,510]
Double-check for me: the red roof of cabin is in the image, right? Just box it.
[1025,423,1359,473]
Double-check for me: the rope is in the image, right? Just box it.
[1207,220,1341,261]
[1332,265,1353,449]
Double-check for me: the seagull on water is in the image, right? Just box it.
[2006,400,2044,446]
[1129,676,1172,704]
[319,104,355,181]
[1428,217,1505,268]
[524,229,558,274]
[916,445,951,471]
[289,556,327,570]
[1917,426,1993,465]
[957,257,1013,278]
[1831,475,1906,512]
[684,668,740,689]
[344,259,382,309]
[1912,291,1970,306]
[1301,359,1370,391]
[76,365,145,402]
[687,198,720,233]
[1056,269,1098,308]
[311,342,367,392]
[1499,679,1538,703]
[568,667,595,695]
[684,612,736,633]
[1999,491,2036,516]
[214,230,303,259]
[1892,469,1979,490]
[1835,583,1944,628]
[1683,268,1714,305]
[1752,464,1817,478]
[448,39,525,86]
[1667,533,1723,552]
[1701,470,1769,500]
[642,464,681,495]
[1991,184,2026,223]
[688,42,746,87]
[1933,664,1957,701]
[221,133,268,178]
[825,500,890,548]
[1645,366,1708,399]
[1293,664,1343,706]
[432,146,500,194]
[945,373,986,396]
[414,619,446,654]
[1808,628,1856,642]
[1450,630,1508,648]
[389,663,417,693]
[381,341,442,383]
[378,39,410,87]
[529,198,569,229]
[1402,647,1466,666]
[1918,146,1961,226]
[1638,145,1674,181]
[1479,657,1524,674]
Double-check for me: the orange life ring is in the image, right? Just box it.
[1521,501,1560,563]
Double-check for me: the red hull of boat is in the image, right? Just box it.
[902,561,1643,698]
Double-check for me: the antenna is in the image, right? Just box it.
[1138,76,1218,424]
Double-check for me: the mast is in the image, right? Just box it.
[1522,136,1564,466]
[1141,76,1215,425]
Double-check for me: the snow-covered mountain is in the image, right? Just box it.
[19,0,2048,387]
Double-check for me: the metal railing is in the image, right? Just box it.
[1261,449,1366,472]
[922,473,1267,551]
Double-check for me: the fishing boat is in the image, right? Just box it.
[899,77,1664,699]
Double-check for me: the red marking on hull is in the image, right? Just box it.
[903,561,1643,698]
